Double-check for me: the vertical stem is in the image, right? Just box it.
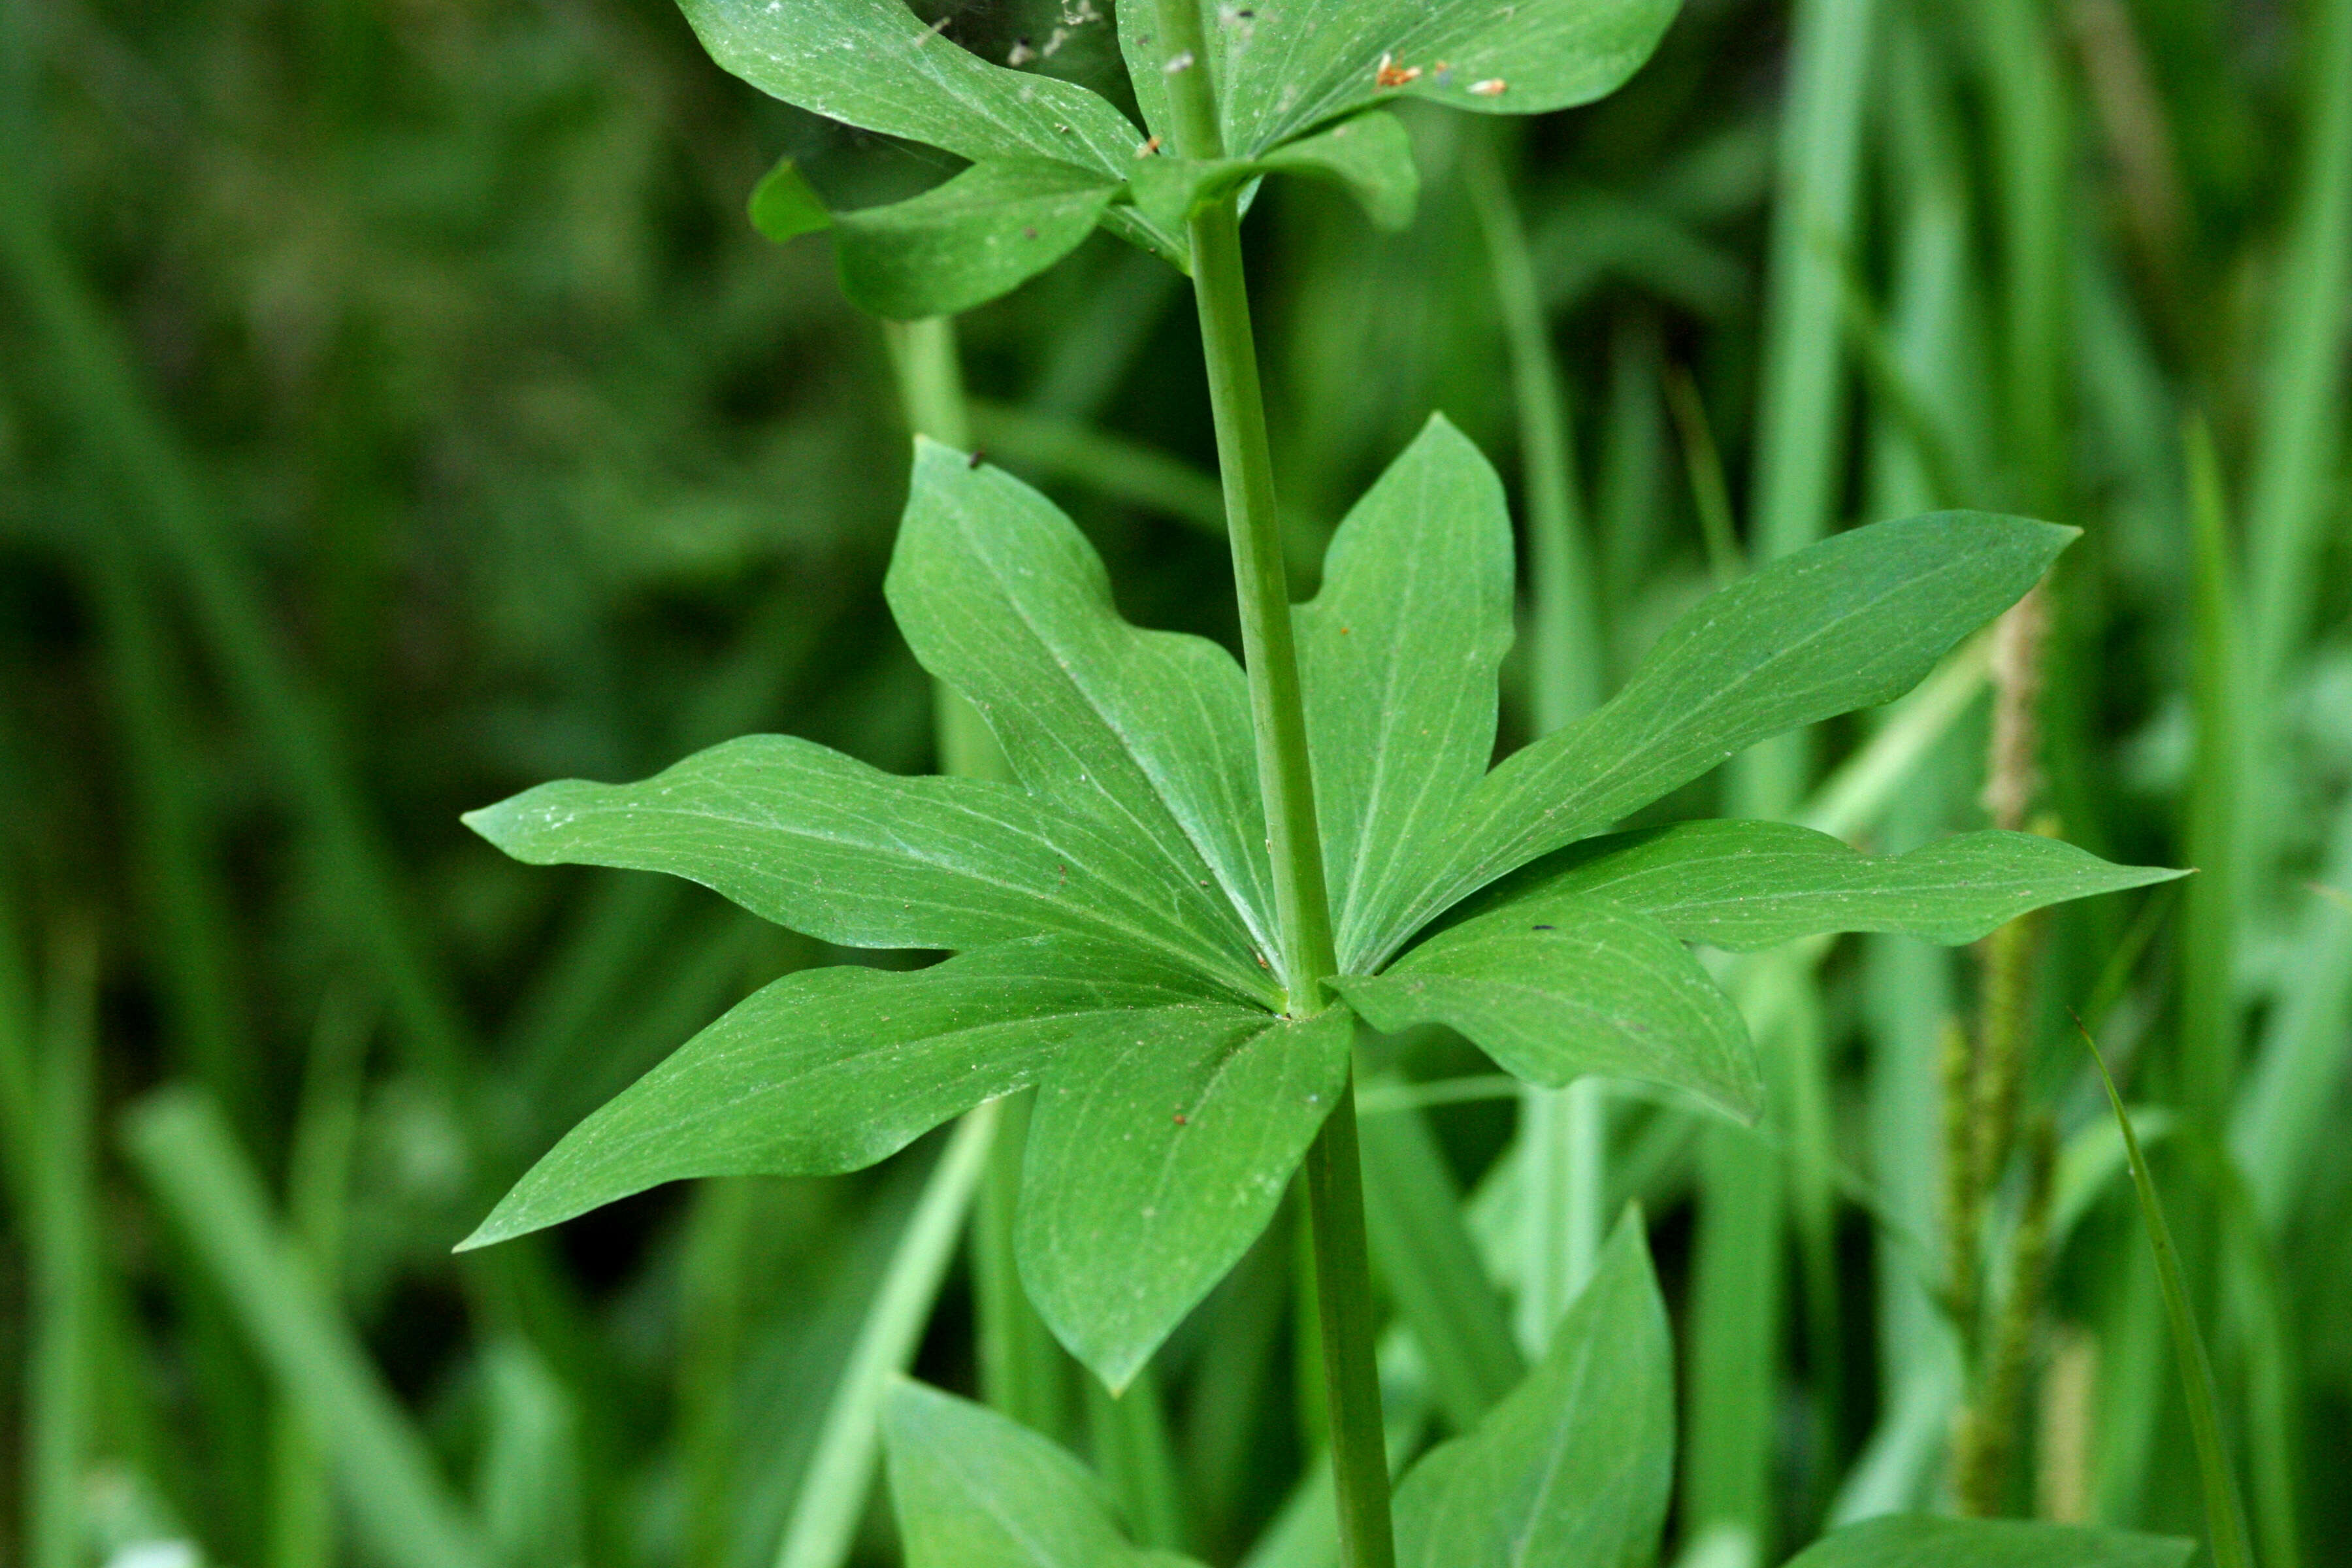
[774,1106,998,1568]
[1695,0,1878,1548]
[1150,5,1386,1564]
[273,987,372,1568]
[28,928,98,1568]
[973,1088,1066,1435]
[1301,1078,1396,1568]
[883,317,973,451]
[1462,125,1610,1342]
[1462,129,1601,728]
[885,317,1057,1434]
[679,1176,753,1568]
[1085,1366,1186,1552]
[2178,416,2242,1320]
[2244,0,2352,694]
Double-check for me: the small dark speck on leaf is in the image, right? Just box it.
[966,449,986,468]
[1022,225,1039,239]
[1532,923,1556,930]
[1173,1113,1187,1125]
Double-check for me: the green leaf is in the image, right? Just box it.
[883,1379,1202,1568]
[462,939,1237,1249]
[677,0,1184,270]
[1465,821,2187,951]
[1332,897,1760,1121]
[1297,416,1516,977]
[889,439,1278,989]
[1129,112,1420,233]
[834,160,1119,319]
[683,0,1132,173]
[749,155,832,242]
[1392,1212,1673,1568]
[1018,1005,1352,1390]
[1119,0,1682,157]
[464,732,1271,1002]
[1364,512,2076,969]
[1780,1516,2194,1568]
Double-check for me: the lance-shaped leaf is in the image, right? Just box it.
[1120,0,1682,157]
[1019,1004,1352,1390]
[1333,897,1759,1121]
[1781,1516,2194,1568]
[678,0,1183,267]
[465,734,1275,1004]
[1363,512,2076,970]
[834,160,1120,319]
[461,939,1237,1249]
[1298,416,1516,976]
[889,440,1279,968]
[883,1379,1203,1568]
[1128,112,1420,233]
[1463,821,2187,951]
[1393,1211,1673,1568]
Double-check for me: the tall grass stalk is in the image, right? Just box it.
[1695,0,1880,1547]
[27,927,97,1568]
[773,1107,998,1568]
[1464,124,1611,1344]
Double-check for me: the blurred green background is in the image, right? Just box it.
[3,0,2349,1566]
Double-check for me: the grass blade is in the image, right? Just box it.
[2076,1022,2255,1568]
[1357,1103,1525,1430]
[1463,120,1612,1352]
[2244,0,2352,694]
[122,1088,491,1568]
[27,927,99,1568]
[269,990,372,1568]
[0,152,473,1102]
[1085,1364,1186,1553]
[1695,0,1882,1544]
[774,1103,996,1568]
[2229,790,2352,1229]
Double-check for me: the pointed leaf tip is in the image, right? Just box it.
[749,155,832,243]
[1394,1209,1671,1568]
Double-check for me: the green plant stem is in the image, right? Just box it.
[28,927,97,1568]
[1301,1081,1396,1568]
[973,1088,1066,1436]
[680,1176,754,1568]
[2243,0,2352,699]
[886,317,1058,1444]
[774,1105,998,1568]
[2180,417,2242,1307]
[1662,363,1745,586]
[1463,128,1602,731]
[1695,0,1879,1550]
[1191,205,1339,983]
[883,317,973,451]
[271,988,371,1568]
[1151,6,1385,1565]
[1463,121,1612,1347]
[1085,1366,1186,1552]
